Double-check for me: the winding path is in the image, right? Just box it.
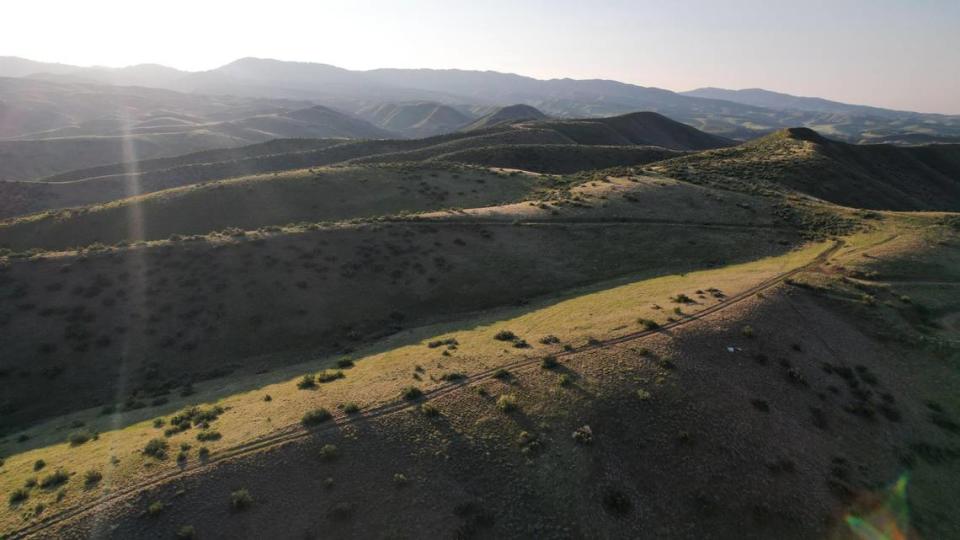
[8,240,841,539]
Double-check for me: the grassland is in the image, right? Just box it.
[0,240,832,535]
[0,165,542,251]
[3,214,958,538]
[0,171,807,430]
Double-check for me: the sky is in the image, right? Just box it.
[2,0,959,114]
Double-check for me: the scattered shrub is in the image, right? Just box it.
[427,338,458,349]
[393,473,409,486]
[318,444,338,461]
[230,489,253,511]
[297,374,317,389]
[147,501,165,517]
[513,339,530,349]
[539,335,560,345]
[493,368,511,380]
[638,318,660,330]
[336,359,355,368]
[496,395,518,412]
[742,325,755,338]
[316,370,345,383]
[494,330,517,341]
[144,438,169,459]
[342,402,360,414]
[33,459,46,471]
[9,488,29,505]
[196,430,221,442]
[400,386,423,400]
[24,478,37,488]
[153,418,166,428]
[176,525,197,539]
[670,294,695,304]
[67,429,94,446]
[573,425,593,445]
[263,394,272,402]
[541,355,559,369]
[302,408,332,426]
[198,447,210,459]
[420,403,440,417]
[84,470,102,487]
[558,374,572,386]
[40,469,70,489]
[440,372,466,382]
[328,501,354,521]
[636,389,652,401]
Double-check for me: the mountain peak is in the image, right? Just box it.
[781,127,829,144]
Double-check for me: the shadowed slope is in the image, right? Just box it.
[649,128,960,210]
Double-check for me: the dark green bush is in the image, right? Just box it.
[9,488,29,505]
[67,429,94,446]
[302,408,332,426]
[144,438,169,459]
[316,370,345,383]
[230,489,253,510]
[638,318,660,330]
[84,469,103,487]
[497,395,518,412]
[318,444,338,461]
[40,469,70,489]
[196,430,221,442]
[400,386,423,400]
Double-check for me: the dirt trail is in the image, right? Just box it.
[8,241,841,539]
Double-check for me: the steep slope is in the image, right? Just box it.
[356,102,473,138]
[460,104,547,131]
[649,128,960,210]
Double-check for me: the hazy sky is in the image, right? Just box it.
[3,0,959,113]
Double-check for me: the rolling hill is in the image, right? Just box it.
[460,104,547,131]
[355,102,474,138]
[0,111,731,219]
[7,55,960,141]
[648,127,960,211]
[0,165,543,251]
[531,111,733,150]
[0,101,392,181]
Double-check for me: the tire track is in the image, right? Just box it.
[8,241,841,539]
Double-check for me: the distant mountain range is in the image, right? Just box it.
[3,56,959,144]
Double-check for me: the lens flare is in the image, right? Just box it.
[845,473,913,540]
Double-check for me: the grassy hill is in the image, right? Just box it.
[0,111,730,220]
[356,102,474,138]
[461,104,547,131]
[0,165,543,251]
[0,174,803,431]
[648,128,960,210]
[2,212,957,538]
[424,144,682,173]
[531,112,734,150]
